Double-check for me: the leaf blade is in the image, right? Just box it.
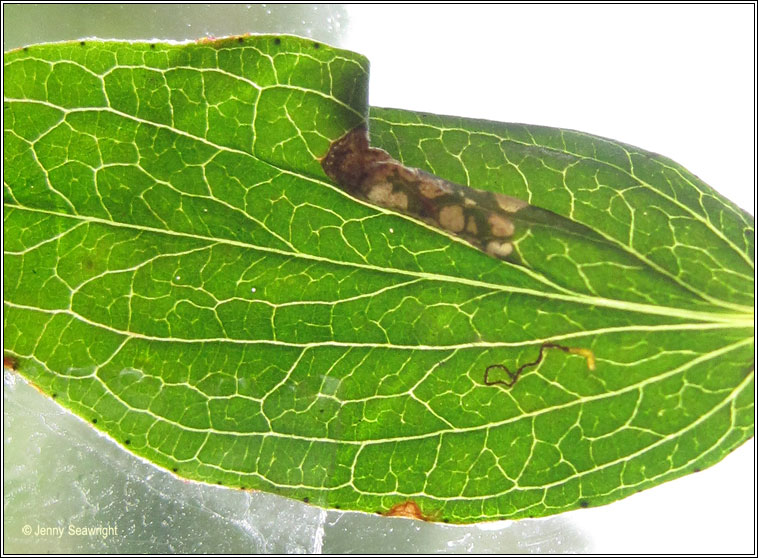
[3,36,754,523]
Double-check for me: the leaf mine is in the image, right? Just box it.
[322,126,527,260]
[483,342,597,388]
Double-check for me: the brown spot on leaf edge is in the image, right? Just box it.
[4,355,18,371]
[385,500,428,521]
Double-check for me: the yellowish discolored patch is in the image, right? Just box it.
[438,205,465,232]
[487,214,515,237]
[494,192,528,213]
[466,217,478,235]
[568,347,596,370]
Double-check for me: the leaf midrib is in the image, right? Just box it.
[6,202,754,325]
[4,299,751,350]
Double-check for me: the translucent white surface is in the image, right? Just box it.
[3,374,754,553]
[3,4,755,553]
[345,5,754,214]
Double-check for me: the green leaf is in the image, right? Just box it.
[3,35,754,524]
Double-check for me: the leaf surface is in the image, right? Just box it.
[3,35,754,523]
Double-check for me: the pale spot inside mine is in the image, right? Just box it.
[418,179,449,199]
[367,182,392,205]
[367,182,408,210]
[438,205,465,233]
[486,240,513,258]
[391,191,409,210]
[466,217,478,235]
[488,214,515,237]
[494,193,528,213]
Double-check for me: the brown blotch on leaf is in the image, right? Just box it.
[321,126,391,192]
[385,500,428,521]
[322,126,529,262]
[4,355,19,371]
